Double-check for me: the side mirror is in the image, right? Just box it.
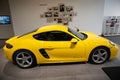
[71,38,78,44]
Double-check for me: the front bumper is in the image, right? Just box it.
[109,44,119,60]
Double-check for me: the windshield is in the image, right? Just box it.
[68,28,86,40]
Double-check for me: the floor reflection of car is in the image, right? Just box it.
[3,25,119,68]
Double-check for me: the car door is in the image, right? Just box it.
[33,31,85,62]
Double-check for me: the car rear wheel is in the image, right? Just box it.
[13,50,36,68]
[89,47,109,64]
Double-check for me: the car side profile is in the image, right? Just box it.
[3,25,118,68]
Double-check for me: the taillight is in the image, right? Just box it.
[6,43,13,49]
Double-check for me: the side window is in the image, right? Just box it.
[33,32,47,40]
[33,31,73,41]
[47,31,73,41]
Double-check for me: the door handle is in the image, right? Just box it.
[45,48,54,50]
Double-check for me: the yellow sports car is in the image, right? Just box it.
[3,25,118,68]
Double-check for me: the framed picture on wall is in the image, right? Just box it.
[64,22,68,25]
[63,13,69,18]
[54,18,57,21]
[68,18,72,22]
[59,3,65,12]
[68,12,74,17]
[57,18,63,23]
[45,12,52,17]
[53,7,59,12]
[66,6,73,12]
[54,12,59,17]
[63,18,68,25]
[48,8,53,11]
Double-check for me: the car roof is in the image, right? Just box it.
[36,24,68,32]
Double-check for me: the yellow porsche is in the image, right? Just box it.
[3,25,118,68]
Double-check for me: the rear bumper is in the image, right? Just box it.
[3,45,14,62]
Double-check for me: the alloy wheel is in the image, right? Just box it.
[91,48,108,64]
[15,51,33,68]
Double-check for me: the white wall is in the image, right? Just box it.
[104,0,120,16]
[0,0,14,39]
[9,0,105,35]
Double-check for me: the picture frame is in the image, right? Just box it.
[68,18,72,22]
[66,6,73,12]
[62,13,69,18]
[48,8,53,11]
[59,3,65,12]
[57,18,63,23]
[45,12,52,17]
[53,7,59,12]
[54,18,57,21]
[63,18,68,23]
[69,12,74,17]
[59,12,63,17]
[63,22,68,25]
[53,12,59,17]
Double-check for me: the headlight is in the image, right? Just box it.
[109,41,115,46]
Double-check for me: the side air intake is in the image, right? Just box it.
[39,49,50,58]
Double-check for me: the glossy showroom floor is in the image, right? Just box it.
[0,46,120,80]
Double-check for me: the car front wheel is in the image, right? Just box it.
[13,50,36,68]
[89,47,109,64]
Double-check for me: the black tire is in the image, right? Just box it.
[13,50,37,68]
[89,47,109,64]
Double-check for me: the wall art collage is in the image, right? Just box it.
[102,16,120,36]
[40,3,77,25]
